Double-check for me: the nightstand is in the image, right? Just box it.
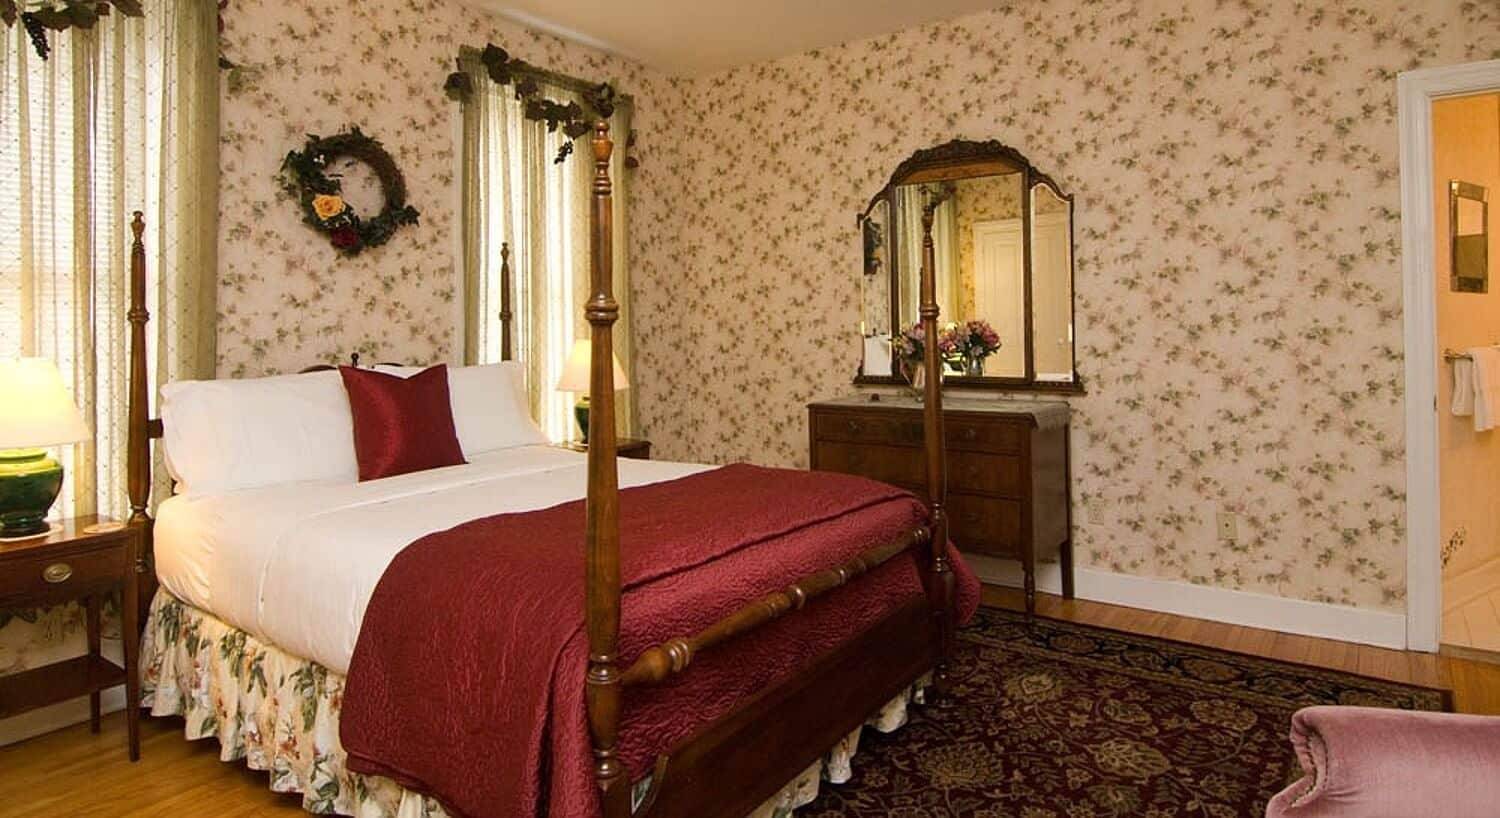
[0,516,140,760]
[556,437,652,460]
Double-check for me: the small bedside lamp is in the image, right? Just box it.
[0,359,91,538]
[555,339,628,444]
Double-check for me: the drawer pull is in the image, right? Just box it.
[42,563,74,584]
[961,428,979,441]
[961,511,982,525]
[847,421,864,435]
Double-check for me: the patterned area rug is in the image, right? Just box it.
[803,607,1449,818]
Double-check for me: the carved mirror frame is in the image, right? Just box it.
[856,139,1083,393]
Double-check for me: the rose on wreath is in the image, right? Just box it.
[278,127,420,256]
[312,194,346,221]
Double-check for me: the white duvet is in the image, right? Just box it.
[154,445,710,675]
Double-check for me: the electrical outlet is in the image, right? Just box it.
[1216,511,1238,542]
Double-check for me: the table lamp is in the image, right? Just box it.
[0,358,91,538]
[554,339,628,444]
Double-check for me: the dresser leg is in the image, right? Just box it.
[1060,538,1075,601]
[87,595,101,734]
[1022,560,1038,617]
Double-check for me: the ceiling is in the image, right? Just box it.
[480,0,1001,75]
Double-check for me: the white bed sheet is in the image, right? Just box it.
[154,445,710,675]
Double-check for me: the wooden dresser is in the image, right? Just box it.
[808,394,1073,613]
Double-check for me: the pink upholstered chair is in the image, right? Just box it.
[1266,706,1500,818]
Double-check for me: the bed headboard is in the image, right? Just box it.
[123,221,518,598]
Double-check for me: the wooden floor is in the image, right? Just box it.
[1442,558,1500,659]
[1,588,1498,817]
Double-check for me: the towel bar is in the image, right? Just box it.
[1445,346,1500,361]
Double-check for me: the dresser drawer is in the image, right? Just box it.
[944,417,1024,454]
[0,544,127,606]
[947,493,1022,557]
[948,450,1024,498]
[813,411,925,447]
[813,441,925,490]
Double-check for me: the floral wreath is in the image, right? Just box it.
[278,127,420,256]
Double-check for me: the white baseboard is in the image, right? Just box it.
[967,554,1408,650]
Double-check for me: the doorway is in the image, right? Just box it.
[1400,59,1500,655]
[1432,91,1500,658]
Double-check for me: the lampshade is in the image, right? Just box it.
[0,358,92,449]
[554,339,629,394]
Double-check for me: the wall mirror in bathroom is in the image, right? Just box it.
[1451,180,1489,294]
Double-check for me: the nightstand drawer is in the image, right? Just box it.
[0,544,127,606]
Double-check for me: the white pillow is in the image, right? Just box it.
[376,362,547,456]
[161,370,358,494]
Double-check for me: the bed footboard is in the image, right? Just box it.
[638,597,937,818]
[581,122,954,818]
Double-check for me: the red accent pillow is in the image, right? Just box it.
[339,365,467,481]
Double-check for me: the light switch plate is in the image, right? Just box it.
[1216,511,1238,542]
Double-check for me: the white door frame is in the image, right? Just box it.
[1398,59,1500,653]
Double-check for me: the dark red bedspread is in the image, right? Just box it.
[341,464,979,818]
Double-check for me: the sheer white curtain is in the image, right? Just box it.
[897,185,959,327]
[0,0,218,520]
[460,54,634,441]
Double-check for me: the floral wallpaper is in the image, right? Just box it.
[213,0,686,378]
[646,0,1499,613]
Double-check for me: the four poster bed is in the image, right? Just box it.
[124,122,975,818]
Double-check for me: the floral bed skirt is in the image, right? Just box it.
[140,590,924,818]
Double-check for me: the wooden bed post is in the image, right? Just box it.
[499,241,514,362]
[126,212,154,619]
[918,203,956,694]
[583,120,632,818]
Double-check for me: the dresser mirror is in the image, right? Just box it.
[858,140,1080,391]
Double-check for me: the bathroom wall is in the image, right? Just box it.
[1434,93,1500,583]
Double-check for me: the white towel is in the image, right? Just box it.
[1453,358,1476,416]
[1470,347,1500,432]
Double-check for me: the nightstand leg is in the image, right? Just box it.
[123,562,141,761]
[86,595,102,733]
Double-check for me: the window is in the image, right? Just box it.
[1,4,218,519]
[459,54,635,442]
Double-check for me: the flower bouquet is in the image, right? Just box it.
[891,323,932,397]
[940,319,1002,377]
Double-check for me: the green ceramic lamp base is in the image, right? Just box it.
[0,448,64,537]
[574,396,592,444]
